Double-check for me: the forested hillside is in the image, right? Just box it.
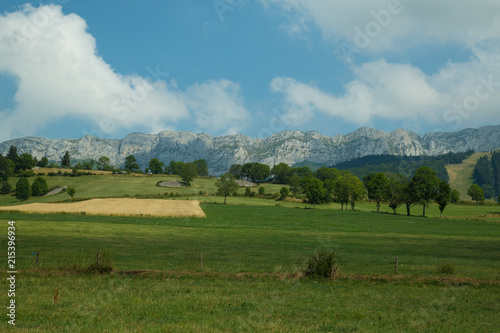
[472,151,500,199]
[335,151,475,182]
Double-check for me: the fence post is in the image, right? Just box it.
[200,252,203,270]
[97,251,101,269]
[395,256,398,274]
[36,251,39,265]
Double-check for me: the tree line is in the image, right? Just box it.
[472,152,500,201]
[335,150,475,183]
[224,162,464,217]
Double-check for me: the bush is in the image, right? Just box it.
[17,170,35,178]
[258,186,265,196]
[280,187,289,200]
[436,261,455,275]
[31,177,49,196]
[303,249,339,279]
[67,187,76,198]
[1,181,12,194]
[15,178,31,201]
[244,187,252,197]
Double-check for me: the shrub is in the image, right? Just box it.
[15,178,31,201]
[31,177,49,196]
[67,187,76,198]
[1,181,12,194]
[303,249,339,279]
[244,187,252,197]
[436,261,455,275]
[280,187,289,200]
[17,170,35,178]
[258,186,265,196]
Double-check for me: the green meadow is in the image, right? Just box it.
[0,173,499,331]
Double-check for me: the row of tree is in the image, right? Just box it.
[335,150,475,182]
[224,161,467,217]
[11,177,75,201]
[144,159,208,177]
[293,166,461,217]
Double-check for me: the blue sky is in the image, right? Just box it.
[0,0,499,142]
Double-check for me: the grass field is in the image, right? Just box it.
[1,173,499,221]
[1,173,499,331]
[0,174,286,207]
[446,152,491,201]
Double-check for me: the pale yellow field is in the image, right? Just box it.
[0,198,206,218]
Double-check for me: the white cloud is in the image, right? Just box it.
[271,51,500,130]
[186,79,250,134]
[261,0,500,131]
[259,0,500,51]
[0,5,250,141]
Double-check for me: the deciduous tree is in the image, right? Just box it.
[17,153,36,171]
[215,173,239,204]
[242,163,270,183]
[271,163,291,184]
[37,156,49,168]
[97,156,111,170]
[193,159,209,177]
[148,158,164,174]
[409,166,439,217]
[228,164,243,179]
[180,162,198,186]
[31,177,49,196]
[301,177,326,205]
[166,161,185,175]
[364,173,391,212]
[435,180,452,218]
[0,181,12,194]
[125,155,140,172]
[467,184,485,203]
[15,178,30,201]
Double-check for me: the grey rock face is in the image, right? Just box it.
[1,125,499,175]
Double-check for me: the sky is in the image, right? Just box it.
[0,0,499,142]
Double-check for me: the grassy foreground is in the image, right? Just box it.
[1,203,499,331]
[5,272,499,332]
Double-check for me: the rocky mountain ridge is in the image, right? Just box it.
[1,125,499,175]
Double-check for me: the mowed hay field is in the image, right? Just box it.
[0,198,206,218]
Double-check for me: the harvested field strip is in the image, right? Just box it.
[0,198,206,218]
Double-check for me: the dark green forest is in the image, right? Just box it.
[473,152,500,199]
[334,150,475,182]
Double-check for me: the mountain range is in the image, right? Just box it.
[1,125,500,175]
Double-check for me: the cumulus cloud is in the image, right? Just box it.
[259,0,500,51]
[271,51,500,130]
[262,0,500,131]
[0,4,249,141]
[186,79,250,135]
